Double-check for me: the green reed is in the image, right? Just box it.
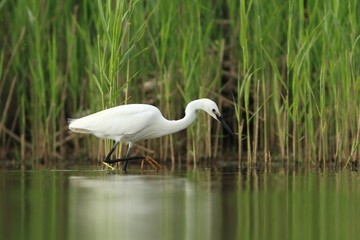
[1,0,360,168]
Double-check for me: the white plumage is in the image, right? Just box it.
[69,98,233,171]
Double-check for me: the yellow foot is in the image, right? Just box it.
[103,162,115,170]
[141,156,162,172]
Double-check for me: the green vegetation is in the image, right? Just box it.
[1,0,359,168]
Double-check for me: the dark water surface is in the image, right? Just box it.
[0,164,359,240]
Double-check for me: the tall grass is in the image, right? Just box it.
[1,0,360,169]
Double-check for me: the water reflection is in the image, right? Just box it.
[68,173,220,240]
[0,167,359,240]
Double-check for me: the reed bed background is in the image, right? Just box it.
[1,0,359,169]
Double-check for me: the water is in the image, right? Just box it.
[0,165,359,240]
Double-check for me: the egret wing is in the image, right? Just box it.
[69,104,160,140]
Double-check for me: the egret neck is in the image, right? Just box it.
[160,99,206,135]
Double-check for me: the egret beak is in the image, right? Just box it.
[216,114,234,136]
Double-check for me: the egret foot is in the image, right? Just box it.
[103,162,115,170]
[103,156,162,171]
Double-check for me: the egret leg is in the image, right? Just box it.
[104,141,120,163]
[121,146,132,172]
[103,143,161,171]
[103,155,162,171]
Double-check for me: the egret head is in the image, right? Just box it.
[201,99,234,136]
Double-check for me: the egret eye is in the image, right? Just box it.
[212,109,216,113]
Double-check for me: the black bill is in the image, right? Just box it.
[216,115,234,136]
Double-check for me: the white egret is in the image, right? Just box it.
[69,98,233,171]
